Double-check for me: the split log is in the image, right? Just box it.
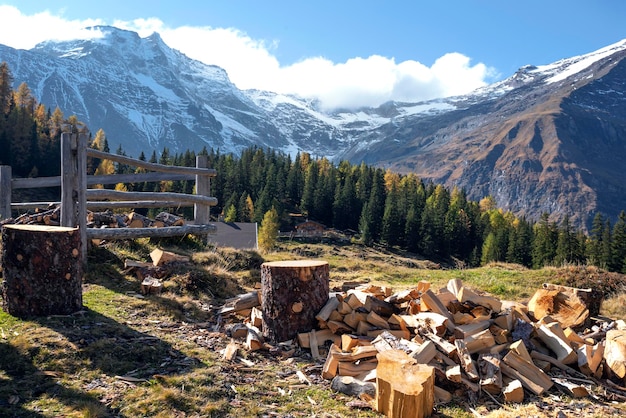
[297,328,339,349]
[366,311,390,329]
[140,276,162,295]
[250,306,263,328]
[150,248,190,266]
[502,350,553,395]
[527,287,589,328]
[219,291,261,314]
[464,328,496,354]
[411,340,437,364]
[478,353,503,394]
[338,358,378,376]
[376,349,435,418]
[406,312,451,336]
[458,286,502,313]
[503,379,524,403]
[455,339,479,381]
[261,260,329,343]
[604,330,626,383]
[578,341,604,376]
[553,377,589,398]
[535,323,577,364]
[445,364,462,383]
[245,325,264,351]
[365,295,396,317]
[420,290,455,332]
[344,311,369,330]
[222,341,239,362]
[434,386,452,404]
[322,343,342,379]
[341,334,373,351]
[315,296,340,322]
[1,225,83,317]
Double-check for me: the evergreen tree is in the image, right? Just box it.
[555,214,575,265]
[381,181,404,246]
[359,202,375,245]
[611,211,626,273]
[600,219,613,269]
[532,213,557,268]
[588,213,606,266]
[300,160,318,217]
[507,217,533,267]
[0,61,13,115]
[481,232,498,264]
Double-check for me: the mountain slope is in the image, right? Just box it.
[1,27,625,230]
[345,40,626,230]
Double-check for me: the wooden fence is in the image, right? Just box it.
[0,132,218,259]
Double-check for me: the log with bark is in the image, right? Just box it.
[261,260,330,343]
[1,224,83,317]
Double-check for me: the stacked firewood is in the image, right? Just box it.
[2,205,61,226]
[298,279,626,412]
[2,206,185,229]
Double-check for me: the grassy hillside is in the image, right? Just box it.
[1,237,625,417]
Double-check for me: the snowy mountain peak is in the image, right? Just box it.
[2,30,626,230]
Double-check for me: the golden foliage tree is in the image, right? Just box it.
[258,207,279,252]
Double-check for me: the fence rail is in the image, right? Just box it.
[0,132,218,261]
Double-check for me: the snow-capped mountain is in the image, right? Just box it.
[1,26,626,230]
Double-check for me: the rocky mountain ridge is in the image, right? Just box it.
[1,26,625,230]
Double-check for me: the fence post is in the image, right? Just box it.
[61,133,78,228]
[0,165,11,220]
[194,155,210,225]
[77,133,88,263]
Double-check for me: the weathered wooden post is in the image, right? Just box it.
[194,155,210,225]
[260,260,329,343]
[1,224,83,317]
[0,165,11,220]
[60,133,88,263]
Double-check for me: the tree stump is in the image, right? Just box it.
[261,260,329,343]
[1,225,83,317]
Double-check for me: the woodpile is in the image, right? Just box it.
[2,205,185,231]
[221,277,626,416]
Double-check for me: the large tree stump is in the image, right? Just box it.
[261,260,329,343]
[1,225,83,317]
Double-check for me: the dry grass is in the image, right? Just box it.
[601,291,626,319]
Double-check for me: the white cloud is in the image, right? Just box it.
[0,5,496,110]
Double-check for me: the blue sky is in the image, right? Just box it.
[0,1,624,109]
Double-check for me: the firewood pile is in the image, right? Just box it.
[0,205,185,229]
[221,278,626,415]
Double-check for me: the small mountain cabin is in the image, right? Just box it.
[294,220,326,237]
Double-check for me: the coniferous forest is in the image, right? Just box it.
[2,61,626,272]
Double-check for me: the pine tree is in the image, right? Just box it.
[588,213,606,266]
[381,181,403,247]
[532,213,557,268]
[611,211,626,272]
[258,207,280,252]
